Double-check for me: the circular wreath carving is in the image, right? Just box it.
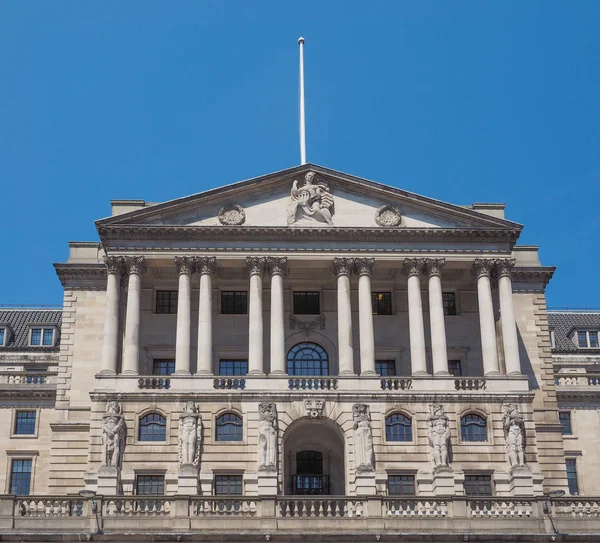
[375,205,402,227]
[218,204,246,226]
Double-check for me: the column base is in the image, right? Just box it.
[360,370,378,376]
[434,371,451,376]
[484,370,501,376]
[339,370,356,377]
[173,370,191,376]
[120,370,139,376]
[194,370,214,376]
[98,369,117,376]
[506,370,523,376]
[412,370,429,376]
[269,370,287,375]
[248,370,265,376]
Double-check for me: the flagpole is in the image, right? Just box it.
[298,36,306,165]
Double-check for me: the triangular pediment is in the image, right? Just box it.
[96,164,521,231]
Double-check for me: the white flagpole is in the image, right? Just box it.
[298,36,306,165]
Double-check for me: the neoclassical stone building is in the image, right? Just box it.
[1,164,598,541]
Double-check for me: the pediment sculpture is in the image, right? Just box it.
[287,171,334,225]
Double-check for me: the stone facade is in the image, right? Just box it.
[0,164,597,540]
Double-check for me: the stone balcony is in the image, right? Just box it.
[0,371,57,398]
[554,373,600,396]
[2,495,599,541]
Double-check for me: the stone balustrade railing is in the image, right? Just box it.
[0,372,57,386]
[554,374,600,388]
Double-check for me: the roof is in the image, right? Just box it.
[0,309,62,351]
[548,311,600,353]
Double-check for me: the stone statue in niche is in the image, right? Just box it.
[503,403,525,468]
[258,403,278,471]
[353,404,375,473]
[427,404,451,469]
[101,401,126,468]
[178,401,203,467]
[287,171,334,225]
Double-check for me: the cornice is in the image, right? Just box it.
[0,387,56,399]
[54,263,106,288]
[511,266,556,291]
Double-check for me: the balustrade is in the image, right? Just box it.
[468,500,533,517]
[138,377,170,389]
[103,498,171,516]
[385,499,447,517]
[0,372,56,385]
[288,378,337,390]
[455,378,486,391]
[278,498,362,518]
[380,378,412,390]
[16,498,82,517]
[191,498,257,516]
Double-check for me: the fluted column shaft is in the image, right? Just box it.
[247,257,266,375]
[267,258,287,375]
[334,258,355,376]
[404,259,428,375]
[424,259,449,375]
[356,259,376,376]
[122,257,147,375]
[473,259,500,375]
[100,257,123,375]
[196,257,216,375]
[497,259,521,375]
[174,257,194,375]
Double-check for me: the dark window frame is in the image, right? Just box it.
[10,458,32,495]
[155,290,178,314]
[29,327,55,347]
[152,359,175,376]
[566,458,579,496]
[138,413,167,442]
[219,360,249,376]
[221,291,248,315]
[559,411,573,436]
[293,291,321,315]
[287,342,329,376]
[448,360,462,377]
[216,413,243,442]
[461,414,488,442]
[387,474,416,496]
[385,413,413,442]
[14,411,36,436]
[463,474,493,496]
[375,360,396,376]
[135,474,165,495]
[372,292,393,316]
[214,474,243,496]
[442,292,457,316]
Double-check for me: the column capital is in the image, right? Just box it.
[495,258,516,279]
[354,258,375,277]
[333,257,355,277]
[174,256,195,275]
[195,256,217,276]
[124,256,147,276]
[246,256,266,277]
[265,257,288,277]
[104,256,125,275]
[403,258,425,278]
[472,258,495,279]
[422,258,445,278]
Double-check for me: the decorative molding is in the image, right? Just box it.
[403,258,425,278]
[123,256,147,275]
[304,399,325,418]
[472,258,496,279]
[375,205,402,227]
[218,203,246,226]
[194,256,217,276]
[511,267,556,289]
[246,256,266,277]
[495,258,516,279]
[104,256,125,275]
[333,257,355,277]
[422,258,445,278]
[289,314,326,337]
[174,256,195,275]
[354,258,375,277]
[54,264,106,288]
[265,257,288,277]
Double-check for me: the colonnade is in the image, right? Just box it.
[99,256,522,377]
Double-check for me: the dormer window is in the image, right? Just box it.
[576,330,599,349]
[29,327,56,347]
[0,327,6,347]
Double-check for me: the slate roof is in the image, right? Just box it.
[0,309,62,351]
[548,311,600,353]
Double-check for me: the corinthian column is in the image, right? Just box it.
[403,259,427,375]
[355,258,376,376]
[334,258,355,376]
[423,258,449,375]
[473,259,500,375]
[122,256,147,375]
[195,256,216,375]
[496,259,521,375]
[100,256,123,375]
[174,257,194,375]
[247,257,266,375]
[266,257,287,375]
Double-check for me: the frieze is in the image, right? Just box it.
[289,314,326,337]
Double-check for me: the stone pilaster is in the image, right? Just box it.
[473,258,500,375]
[122,256,147,375]
[333,258,355,376]
[100,256,125,375]
[247,257,267,375]
[266,257,288,375]
[174,257,194,375]
[403,258,428,375]
[496,259,521,375]
[355,258,376,376]
[195,257,217,375]
[423,258,449,375]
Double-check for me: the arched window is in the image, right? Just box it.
[216,413,243,442]
[385,413,412,442]
[139,413,166,442]
[287,342,329,376]
[461,414,487,442]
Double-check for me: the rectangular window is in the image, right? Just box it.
[214,474,243,496]
[0,328,5,346]
[219,360,248,376]
[559,411,572,436]
[30,328,54,347]
[375,360,396,376]
[442,292,457,316]
[221,291,248,314]
[156,291,178,314]
[372,292,392,315]
[566,459,579,496]
[448,360,462,377]
[136,475,165,495]
[388,474,415,496]
[577,331,588,348]
[463,474,492,496]
[10,459,32,495]
[293,292,320,315]
[14,411,36,435]
[152,359,175,376]
[590,331,599,348]
[42,329,54,346]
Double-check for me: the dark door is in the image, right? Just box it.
[293,451,329,495]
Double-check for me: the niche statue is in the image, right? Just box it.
[258,403,278,471]
[353,404,375,473]
[503,404,525,468]
[178,401,203,467]
[101,401,126,468]
[427,404,451,469]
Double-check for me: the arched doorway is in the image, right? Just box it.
[283,418,345,495]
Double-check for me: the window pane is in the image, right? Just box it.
[30,329,41,346]
[577,331,588,348]
[589,331,599,348]
[136,475,165,495]
[448,360,462,377]
[293,292,320,315]
[219,360,248,376]
[559,412,572,435]
[215,475,243,496]
[371,292,392,315]
[153,359,175,376]
[461,414,487,442]
[388,475,415,496]
[42,329,54,346]
[376,360,396,376]
[10,459,32,495]
[287,342,329,376]
[385,414,412,442]
[463,475,491,496]
[566,459,579,495]
[221,292,248,314]
[0,329,5,345]
[14,411,36,435]
[216,413,243,442]
[443,292,457,316]
[156,291,178,314]
[139,413,167,441]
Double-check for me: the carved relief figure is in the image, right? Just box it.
[101,401,126,468]
[178,401,203,467]
[353,404,375,473]
[287,171,334,225]
[259,403,278,471]
[427,404,451,469]
[503,404,525,468]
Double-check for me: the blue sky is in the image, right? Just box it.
[1,2,598,308]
